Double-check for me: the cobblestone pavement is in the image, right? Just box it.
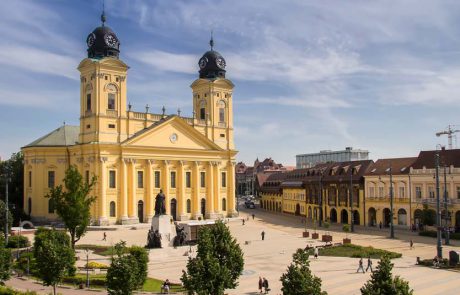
[7,206,460,294]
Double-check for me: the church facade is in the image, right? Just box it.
[22,13,238,225]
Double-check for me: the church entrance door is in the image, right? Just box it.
[201,198,206,219]
[171,199,177,221]
[138,200,144,223]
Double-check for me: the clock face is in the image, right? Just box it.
[104,34,118,48]
[216,57,226,69]
[170,133,178,143]
[199,57,208,69]
[87,33,96,47]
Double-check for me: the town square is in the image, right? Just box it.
[1,1,460,294]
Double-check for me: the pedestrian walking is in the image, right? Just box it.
[102,232,107,241]
[258,276,263,293]
[242,219,245,225]
[252,213,255,220]
[379,221,382,230]
[263,277,270,294]
[357,258,365,273]
[366,257,373,272]
[261,230,265,241]
[247,216,249,221]
[410,239,414,249]
[314,246,319,259]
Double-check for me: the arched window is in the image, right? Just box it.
[186,199,191,214]
[199,100,206,120]
[48,199,55,214]
[222,198,227,211]
[218,100,226,123]
[108,93,116,110]
[110,201,116,217]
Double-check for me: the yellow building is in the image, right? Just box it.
[22,14,237,225]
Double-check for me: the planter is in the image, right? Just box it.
[322,235,332,242]
[312,233,319,239]
[343,238,351,244]
[302,231,310,238]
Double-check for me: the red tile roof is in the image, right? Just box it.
[365,157,417,175]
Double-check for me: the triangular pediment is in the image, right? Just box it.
[122,116,223,151]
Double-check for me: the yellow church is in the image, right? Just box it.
[22,13,238,225]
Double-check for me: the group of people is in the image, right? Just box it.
[356,257,373,273]
[258,277,270,294]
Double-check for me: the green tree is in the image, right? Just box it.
[107,242,143,295]
[361,255,413,295]
[128,246,149,289]
[0,200,13,236]
[0,235,12,284]
[181,220,244,295]
[0,152,25,224]
[33,228,75,295]
[46,165,97,249]
[280,248,327,295]
[421,204,436,226]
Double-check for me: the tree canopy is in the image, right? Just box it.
[181,220,244,295]
[280,248,327,295]
[0,235,12,283]
[46,165,97,248]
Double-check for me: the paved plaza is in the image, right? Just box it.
[7,207,460,294]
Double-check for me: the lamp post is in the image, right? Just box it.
[435,151,443,258]
[85,249,90,288]
[3,176,10,243]
[389,164,395,239]
[443,165,450,245]
[318,171,323,227]
[350,166,354,232]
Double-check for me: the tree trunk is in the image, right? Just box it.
[53,284,56,295]
[71,231,76,249]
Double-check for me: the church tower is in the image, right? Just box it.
[78,11,129,144]
[191,36,235,150]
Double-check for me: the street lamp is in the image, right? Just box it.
[3,176,10,243]
[389,164,395,239]
[85,249,90,288]
[443,164,450,245]
[435,151,443,258]
[318,170,324,227]
[350,166,354,232]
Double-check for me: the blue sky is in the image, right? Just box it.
[1,0,460,165]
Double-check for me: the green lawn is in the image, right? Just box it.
[307,244,402,259]
[75,244,128,256]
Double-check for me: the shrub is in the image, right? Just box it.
[0,286,38,295]
[85,261,109,269]
[7,236,30,248]
[14,251,37,276]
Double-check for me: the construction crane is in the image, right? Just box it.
[436,125,460,149]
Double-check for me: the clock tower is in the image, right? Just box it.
[78,11,129,144]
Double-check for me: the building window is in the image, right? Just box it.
[415,186,422,198]
[85,170,89,183]
[186,199,191,213]
[369,187,374,198]
[110,201,116,217]
[48,198,55,214]
[108,93,116,110]
[378,187,384,198]
[154,171,160,188]
[109,170,116,188]
[428,186,435,198]
[200,108,206,120]
[220,133,225,138]
[28,171,32,188]
[86,94,91,111]
[108,124,116,129]
[186,171,191,188]
[200,172,205,188]
[137,171,144,188]
[221,172,227,188]
[48,171,55,188]
[222,198,227,211]
[399,186,405,198]
[171,171,176,188]
[219,107,225,123]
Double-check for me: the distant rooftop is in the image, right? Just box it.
[24,125,79,148]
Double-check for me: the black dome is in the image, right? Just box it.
[198,38,226,79]
[86,14,120,59]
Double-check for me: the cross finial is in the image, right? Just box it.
[162,106,166,116]
[101,0,106,26]
[145,104,149,113]
[210,30,214,50]
[177,108,181,117]
[128,102,132,111]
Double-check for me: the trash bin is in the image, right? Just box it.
[449,251,460,266]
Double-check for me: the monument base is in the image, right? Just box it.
[151,215,176,247]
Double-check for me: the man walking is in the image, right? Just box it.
[258,276,263,293]
[263,277,269,294]
[261,230,265,241]
[357,258,365,273]
[102,232,107,241]
[366,256,373,272]
[252,213,255,220]
[314,246,319,259]
[410,239,414,249]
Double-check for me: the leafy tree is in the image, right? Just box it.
[33,228,75,295]
[107,241,145,295]
[280,248,327,295]
[361,255,413,295]
[421,204,436,227]
[0,200,13,236]
[181,220,244,295]
[0,235,12,284]
[46,165,97,249]
[0,152,25,224]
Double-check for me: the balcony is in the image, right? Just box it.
[218,122,226,128]
[106,109,118,118]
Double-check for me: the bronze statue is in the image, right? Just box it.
[155,189,166,216]
[147,227,162,248]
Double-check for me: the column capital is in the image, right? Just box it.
[164,160,170,166]
[147,159,154,165]
[99,156,108,163]
[194,161,201,167]
[178,160,184,166]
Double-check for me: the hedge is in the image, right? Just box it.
[7,236,30,248]
[419,230,460,240]
[0,286,37,295]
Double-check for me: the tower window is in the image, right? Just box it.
[48,171,55,188]
[86,124,91,129]
[108,124,116,129]
[154,171,161,188]
[220,134,225,138]
[28,171,32,188]
[137,171,144,188]
[221,172,227,188]
[200,108,206,120]
[86,94,91,111]
[105,76,108,80]
[109,170,116,188]
[219,107,225,122]
[116,77,119,82]
[171,171,176,188]
[108,93,115,110]
[200,172,206,188]
[186,171,191,188]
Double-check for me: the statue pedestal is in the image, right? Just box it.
[151,215,176,247]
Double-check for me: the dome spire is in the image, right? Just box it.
[209,30,214,51]
[101,0,106,26]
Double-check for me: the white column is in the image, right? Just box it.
[98,157,108,225]
[146,160,154,223]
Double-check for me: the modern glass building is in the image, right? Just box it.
[296,147,369,168]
